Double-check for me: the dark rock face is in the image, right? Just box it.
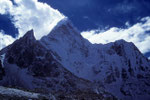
[0,57,5,80]
[0,30,81,91]
[111,43,125,56]
[3,31,74,83]
[6,30,36,68]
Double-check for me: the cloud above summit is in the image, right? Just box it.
[0,0,64,50]
[0,0,64,39]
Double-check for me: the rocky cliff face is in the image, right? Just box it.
[41,18,150,100]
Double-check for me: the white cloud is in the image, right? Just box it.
[0,30,15,50]
[0,0,65,50]
[0,0,64,40]
[0,0,13,14]
[81,17,150,54]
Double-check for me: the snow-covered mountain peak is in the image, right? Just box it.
[47,17,81,38]
[41,18,91,74]
[40,18,150,100]
[52,17,70,29]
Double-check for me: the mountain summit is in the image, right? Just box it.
[41,18,150,100]
[22,29,36,41]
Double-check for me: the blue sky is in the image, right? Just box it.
[39,0,150,30]
[0,0,150,58]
